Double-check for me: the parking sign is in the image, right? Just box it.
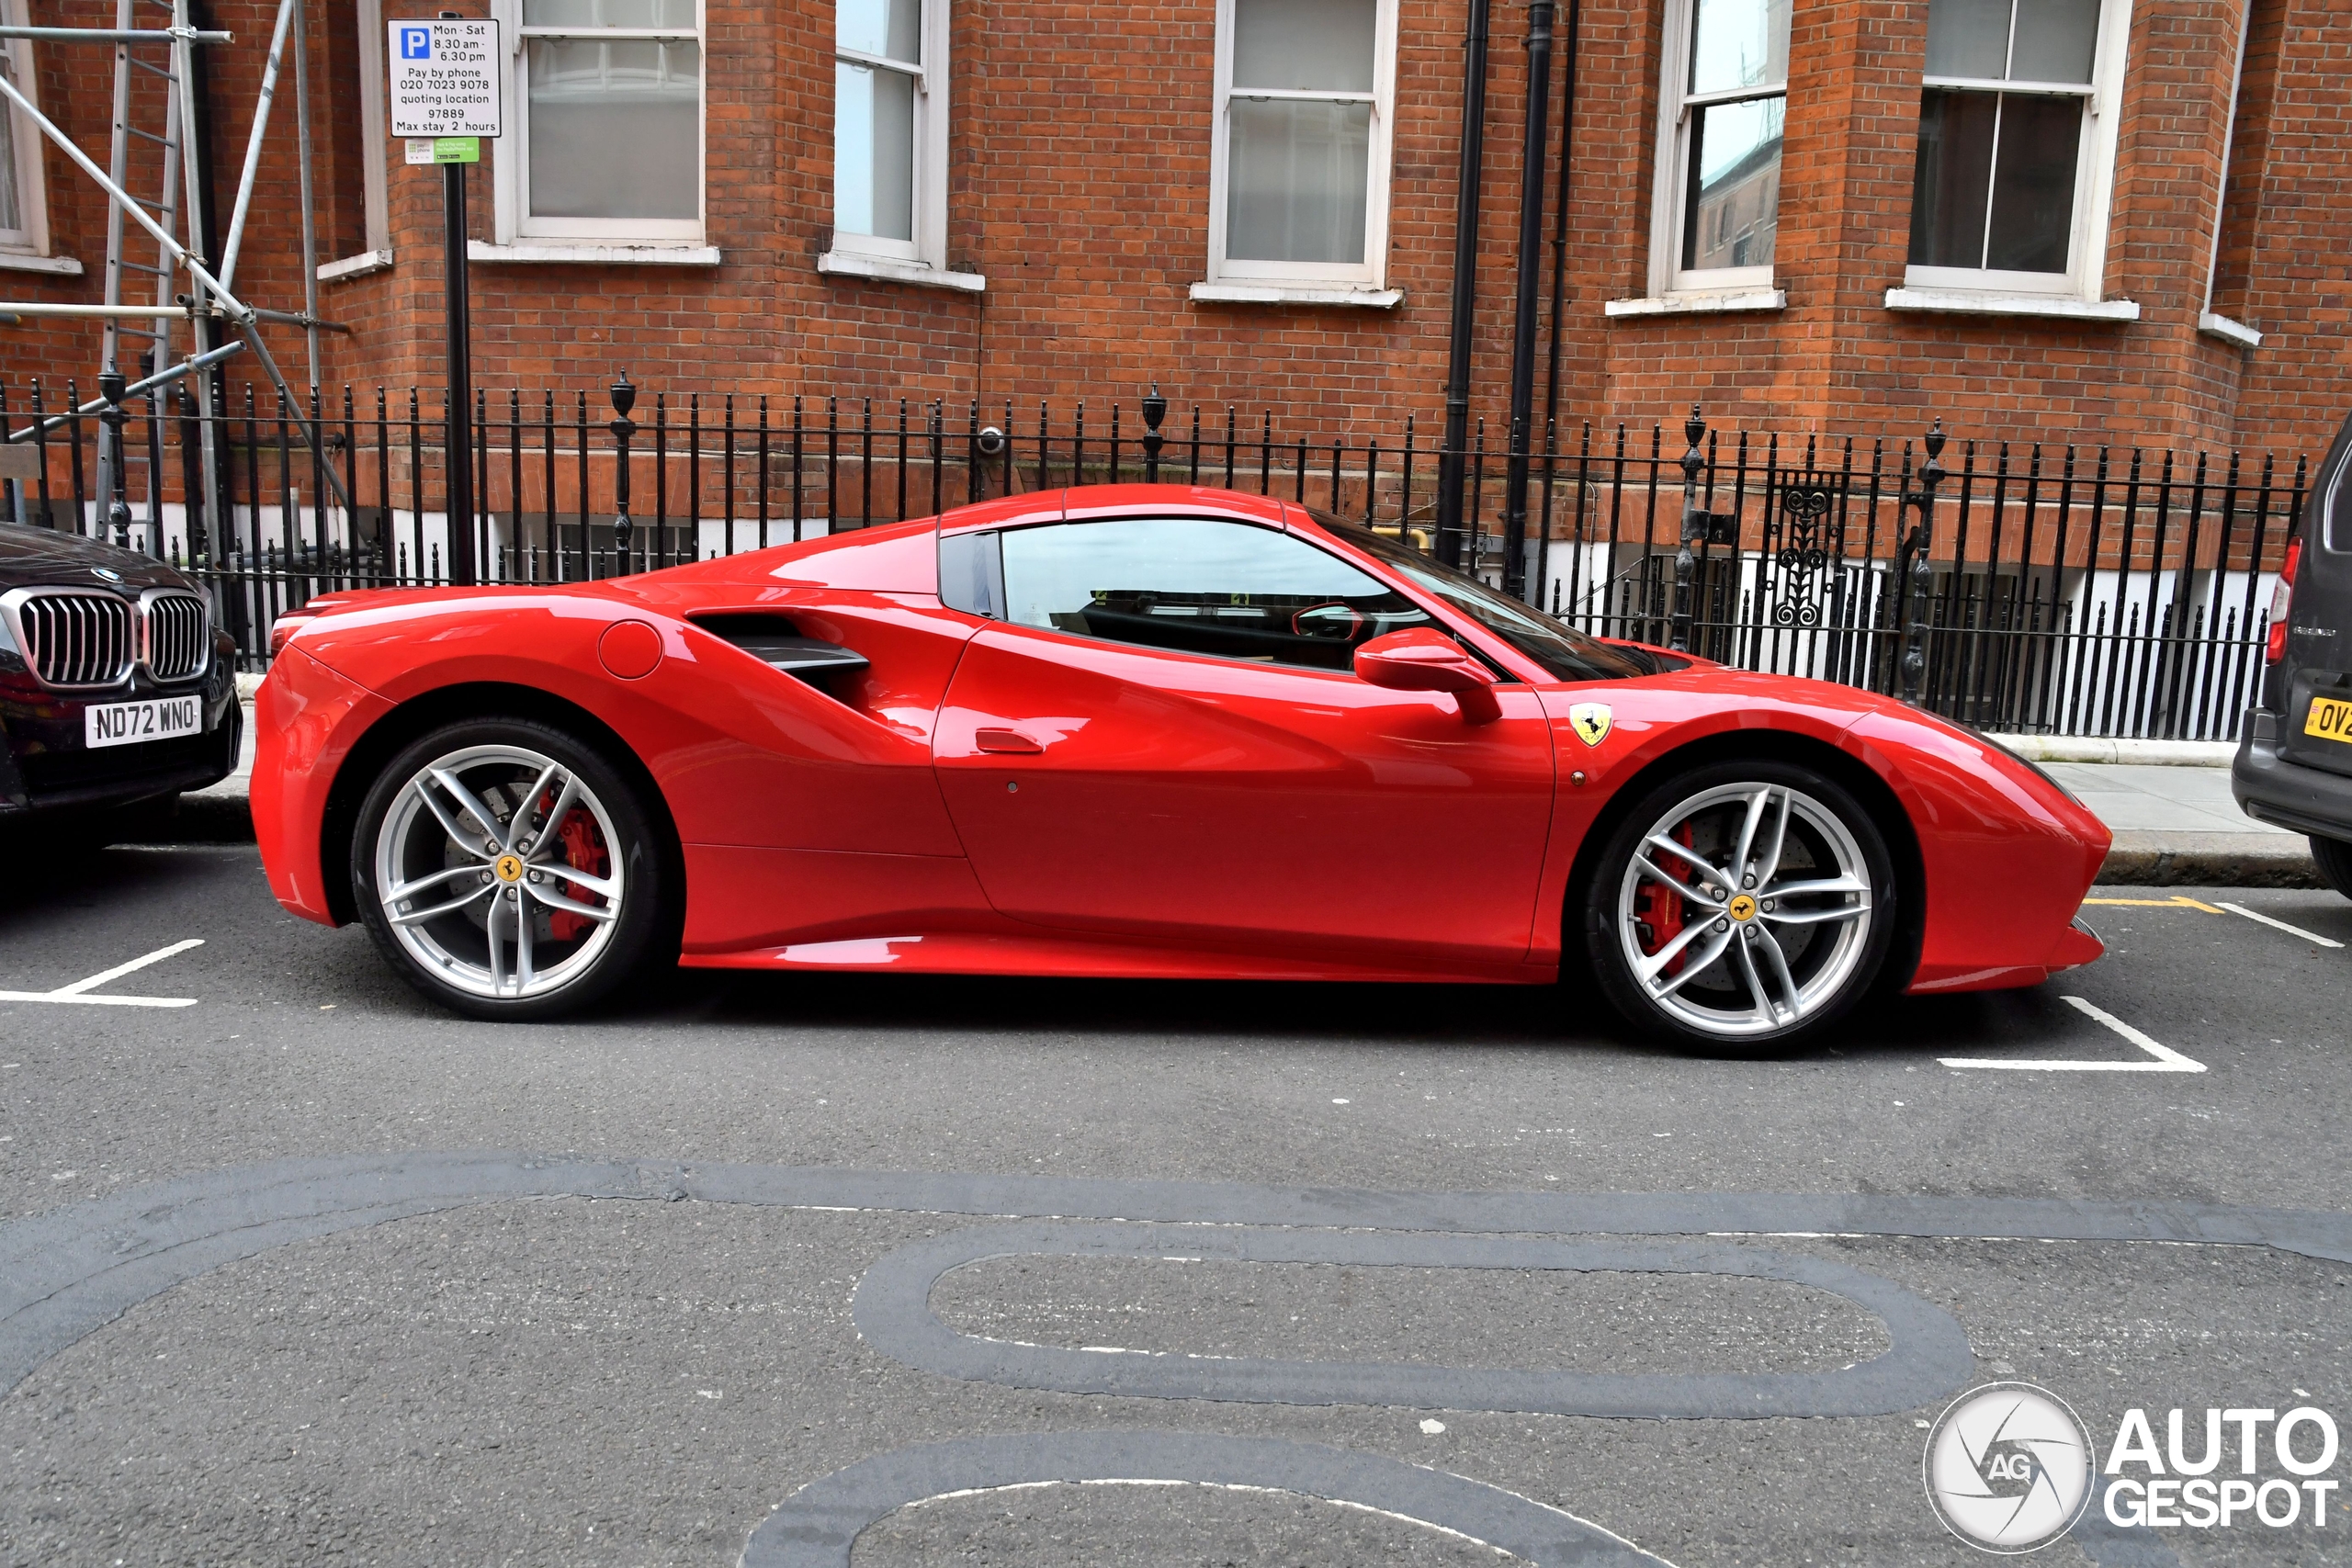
[386,18,501,139]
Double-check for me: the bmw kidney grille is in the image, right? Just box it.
[140,590,210,681]
[3,587,210,688]
[12,591,138,688]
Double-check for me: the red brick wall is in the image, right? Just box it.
[2219,0,2350,457]
[2,0,2343,466]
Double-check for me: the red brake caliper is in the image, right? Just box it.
[1632,822,1697,976]
[546,799,609,942]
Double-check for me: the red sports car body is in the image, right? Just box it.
[253,485,2108,1038]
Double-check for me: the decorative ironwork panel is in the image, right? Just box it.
[1760,469,1849,629]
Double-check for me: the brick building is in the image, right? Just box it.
[0,0,2342,459]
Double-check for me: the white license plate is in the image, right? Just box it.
[85,695,203,750]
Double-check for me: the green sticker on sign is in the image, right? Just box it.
[407,136,481,164]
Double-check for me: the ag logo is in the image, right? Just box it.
[1567,702,1612,747]
[1923,1382,2094,1553]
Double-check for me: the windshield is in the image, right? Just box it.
[1306,512,1667,682]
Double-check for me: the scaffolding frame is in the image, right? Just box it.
[0,0,353,548]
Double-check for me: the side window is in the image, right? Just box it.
[1905,0,2123,299]
[0,4,56,264]
[995,517,1431,671]
[499,0,707,247]
[1649,0,1792,297]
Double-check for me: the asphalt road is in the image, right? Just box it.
[2,843,2347,1567]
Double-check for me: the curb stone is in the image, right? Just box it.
[2096,830,2321,889]
[1986,732,2237,767]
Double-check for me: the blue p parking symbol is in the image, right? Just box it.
[400,27,430,60]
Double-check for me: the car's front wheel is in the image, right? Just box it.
[351,717,672,1020]
[1583,760,1898,1052]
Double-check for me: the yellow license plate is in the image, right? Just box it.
[2308,694,2352,743]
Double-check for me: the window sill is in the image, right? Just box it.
[1883,287,2140,322]
[817,250,985,293]
[1189,281,1403,309]
[2197,310,2261,349]
[468,241,722,266]
[317,249,393,284]
[0,253,84,276]
[1604,288,1785,318]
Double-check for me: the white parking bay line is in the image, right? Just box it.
[0,939,203,1009]
[2218,901,2346,949]
[1938,996,2207,1074]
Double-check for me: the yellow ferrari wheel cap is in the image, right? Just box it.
[1568,702,1613,748]
[493,853,526,884]
[1728,894,1757,921]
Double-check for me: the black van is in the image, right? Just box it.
[2233,411,2352,898]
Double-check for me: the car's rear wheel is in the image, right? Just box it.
[2312,835,2352,902]
[351,717,671,1020]
[1583,760,1898,1052]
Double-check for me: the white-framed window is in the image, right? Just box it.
[827,0,951,270]
[0,0,54,260]
[491,0,705,245]
[1204,0,1397,290]
[1645,0,1791,298]
[1905,0,2131,298]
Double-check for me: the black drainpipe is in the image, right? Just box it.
[1433,0,1492,570]
[1534,0,1583,605]
[1499,0,1555,600]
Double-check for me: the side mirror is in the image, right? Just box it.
[1352,627,1502,724]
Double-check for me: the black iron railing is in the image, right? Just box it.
[0,374,2306,742]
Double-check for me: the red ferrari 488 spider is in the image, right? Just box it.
[253,484,2109,1047]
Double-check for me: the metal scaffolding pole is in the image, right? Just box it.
[0,2,366,558]
[0,35,353,515]
[291,0,320,390]
[216,0,295,293]
[172,0,224,568]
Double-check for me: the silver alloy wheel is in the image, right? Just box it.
[372,743,626,1001]
[1614,781,1872,1040]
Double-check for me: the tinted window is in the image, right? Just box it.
[1303,511,1667,682]
[939,528,1004,617]
[997,516,1433,671]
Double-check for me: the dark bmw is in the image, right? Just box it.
[0,522,241,834]
[2234,406,2352,898]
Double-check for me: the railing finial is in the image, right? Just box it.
[608,369,639,569]
[1896,417,1951,706]
[1670,406,1723,654]
[1140,382,1168,482]
[97,367,132,549]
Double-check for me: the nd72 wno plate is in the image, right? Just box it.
[84,694,201,750]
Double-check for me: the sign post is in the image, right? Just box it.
[388,16,500,586]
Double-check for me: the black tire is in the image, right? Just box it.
[2312,835,2352,902]
[1581,758,1899,1054]
[350,716,673,1021]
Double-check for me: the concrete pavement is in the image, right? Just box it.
[4,842,2348,1565]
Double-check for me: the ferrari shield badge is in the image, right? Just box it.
[1567,702,1613,747]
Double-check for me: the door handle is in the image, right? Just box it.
[974,727,1045,754]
